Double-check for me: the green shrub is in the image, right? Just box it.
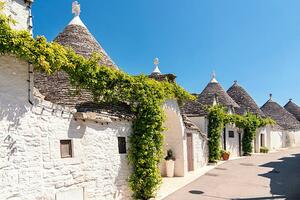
[260,147,269,153]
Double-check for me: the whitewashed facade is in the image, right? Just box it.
[2,0,33,33]
[160,100,208,177]
[189,116,241,158]
[0,2,211,199]
[0,55,133,200]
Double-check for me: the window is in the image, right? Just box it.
[228,131,235,138]
[60,140,72,158]
[118,137,127,154]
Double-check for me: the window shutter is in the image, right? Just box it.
[118,137,127,154]
[60,140,72,158]
[228,131,235,138]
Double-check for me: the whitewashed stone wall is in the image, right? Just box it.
[2,0,32,32]
[254,127,268,153]
[190,116,241,157]
[223,124,240,157]
[160,100,187,177]
[0,55,132,200]
[189,116,207,134]
[288,130,300,147]
[192,132,208,170]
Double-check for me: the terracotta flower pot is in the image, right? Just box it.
[222,153,230,161]
[166,160,175,177]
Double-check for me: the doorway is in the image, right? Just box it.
[238,132,242,156]
[187,133,194,171]
[260,134,265,147]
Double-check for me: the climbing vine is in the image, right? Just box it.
[235,113,273,155]
[207,106,226,162]
[0,12,194,199]
[207,106,274,160]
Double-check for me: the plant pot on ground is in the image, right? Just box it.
[165,149,175,177]
[260,147,269,153]
[221,150,230,161]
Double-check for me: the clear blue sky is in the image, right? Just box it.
[32,0,300,106]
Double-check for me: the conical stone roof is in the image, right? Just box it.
[55,16,118,69]
[197,78,239,108]
[261,96,300,130]
[183,76,239,116]
[227,81,265,116]
[34,5,123,115]
[284,99,300,122]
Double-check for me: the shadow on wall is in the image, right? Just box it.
[257,153,300,199]
[0,101,28,128]
[67,119,86,139]
[67,120,132,199]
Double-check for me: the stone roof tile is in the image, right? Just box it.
[261,97,300,130]
[227,81,265,116]
[284,100,300,122]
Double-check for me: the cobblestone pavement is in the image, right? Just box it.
[164,147,300,200]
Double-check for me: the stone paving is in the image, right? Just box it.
[163,147,300,200]
[156,157,244,200]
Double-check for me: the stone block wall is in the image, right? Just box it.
[2,0,32,32]
[192,132,208,170]
[0,55,132,200]
[161,100,187,177]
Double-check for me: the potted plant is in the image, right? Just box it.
[165,149,175,177]
[221,149,230,161]
[260,147,269,153]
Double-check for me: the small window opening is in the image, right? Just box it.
[60,140,72,158]
[228,131,235,138]
[118,137,127,154]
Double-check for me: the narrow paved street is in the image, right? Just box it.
[164,147,300,200]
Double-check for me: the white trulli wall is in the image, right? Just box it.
[2,0,32,32]
[191,132,208,169]
[266,126,285,151]
[223,124,241,157]
[161,100,187,177]
[288,130,300,147]
[254,127,268,153]
[0,55,132,200]
[189,116,241,158]
[189,116,207,134]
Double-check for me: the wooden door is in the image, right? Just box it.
[187,133,194,171]
[238,132,242,156]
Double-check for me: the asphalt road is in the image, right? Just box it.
[164,147,300,200]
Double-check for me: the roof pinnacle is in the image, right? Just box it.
[210,71,218,83]
[72,1,81,17]
[152,57,161,74]
[68,1,86,28]
[289,98,293,102]
[269,93,273,100]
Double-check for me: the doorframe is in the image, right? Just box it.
[238,132,242,156]
[223,128,227,150]
[186,133,194,172]
[260,133,265,147]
